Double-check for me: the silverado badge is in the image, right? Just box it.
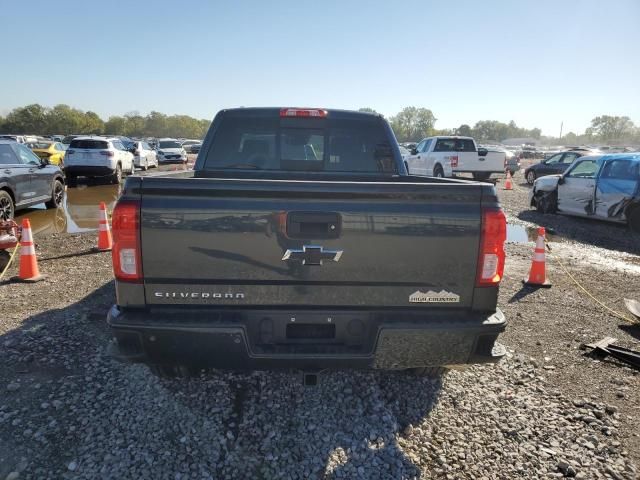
[409,290,460,303]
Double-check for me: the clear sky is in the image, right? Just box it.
[1,0,639,136]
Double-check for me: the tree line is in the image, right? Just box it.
[360,108,639,146]
[1,103,637,146]
[0,104,211,139]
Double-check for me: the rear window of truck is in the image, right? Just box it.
[434,138,476,152]
[202,116,396,173]
[69,139,109,149]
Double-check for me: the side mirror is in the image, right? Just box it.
[404,160,409,173]
[478,148,488,157]
[40,157,50,166]
[558,176,565,185]
[410,148,418,155]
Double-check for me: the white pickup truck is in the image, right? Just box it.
[405,136,506,181]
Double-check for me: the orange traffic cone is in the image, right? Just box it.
[503,170,513,190]
[95,202,113,251]
[15,218,45,282]
[523,227,551,287]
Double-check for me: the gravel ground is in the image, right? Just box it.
[0,170,639,479]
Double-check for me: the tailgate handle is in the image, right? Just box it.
[286,212,341,239]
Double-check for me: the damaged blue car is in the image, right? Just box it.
[529,153,640,232]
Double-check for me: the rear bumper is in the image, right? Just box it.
[107,306,507,370]
[158,157,187,163]
[64,165,115,177]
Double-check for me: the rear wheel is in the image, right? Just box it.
[526,170,536,184]
[628,208,640,233]
[0,190,14,221]
[411,366,449,377]
[433,165,444,178]
[111,164,122,184]
[45,179,65,209]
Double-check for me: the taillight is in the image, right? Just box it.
[100,150,115,157]
[476,208,506,287]
[112,200,142,283]
[450,155,458,167]
[280,108,328,118]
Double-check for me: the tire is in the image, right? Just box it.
[433,165,444,178]
[45,179,65,209]
[0,190,14,221]
[526,170,536,184]
[472,172,491,181]
[628,208,640,233]
[535,191,557,214]
[111,164,122,184]
[410,366,449,377]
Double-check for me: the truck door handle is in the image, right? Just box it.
[3,169,10,174]
[286,212,342,239]
[417,156,421,159]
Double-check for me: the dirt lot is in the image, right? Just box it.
[0,167,639,479]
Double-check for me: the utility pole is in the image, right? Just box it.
[559,121,563,140]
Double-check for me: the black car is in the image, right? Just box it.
[0,140,66,221]
[524,149,596,184]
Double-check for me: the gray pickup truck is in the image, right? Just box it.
[107,108,507,380]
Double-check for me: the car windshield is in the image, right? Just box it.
[159,141,182,149]
[202,115,396,173]
[31,142,53,149]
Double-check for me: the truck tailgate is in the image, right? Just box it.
[139,177,484,308]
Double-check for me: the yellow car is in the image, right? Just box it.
[30,141,67,166]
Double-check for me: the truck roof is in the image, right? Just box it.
[218,107,383,120]
[425,135,475,140]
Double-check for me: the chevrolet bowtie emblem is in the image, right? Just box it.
[282,245,343,266]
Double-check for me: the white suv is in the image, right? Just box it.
[64,136,135,185]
